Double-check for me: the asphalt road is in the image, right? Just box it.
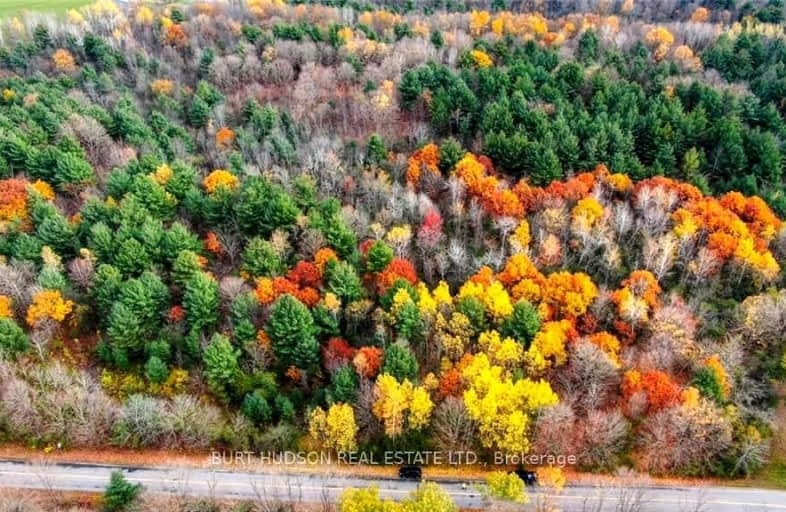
[2,459,786,511]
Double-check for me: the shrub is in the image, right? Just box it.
[0,318,29,357]
[144,356,169,385]
[163,394,223,450]
[102,471,142,512]
[485,471,527,503]
[115,394,164,448]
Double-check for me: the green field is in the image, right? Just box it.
[0,0,90,17]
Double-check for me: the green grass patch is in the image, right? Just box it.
[0,0,90,17]
[756,460,786,489]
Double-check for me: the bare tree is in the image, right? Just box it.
[432,397,477,452]
[575,409,630,471]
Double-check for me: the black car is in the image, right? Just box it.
[398,465,423,481]
[515,469,538,487]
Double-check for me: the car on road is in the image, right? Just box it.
[515,469,537,487]
[398,465,422,481]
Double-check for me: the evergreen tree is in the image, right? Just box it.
[325,260,363,303]
[399,70,423,109]
[144,356,168,384]
[328,365,359,404]
[500,301,541,346]
[692,367,726,405]
[577,30,599,62]
[366,240,394,273]
[102,471,142,512]
[430,29,444,49]
[266,294,319,371]
[203,333,241,403]
[366,133,387,164]
[382,343,419,382]
[241,237,283,277]
[438,137,465,172]
[0,318,29,357]
[188,95,210,128]
[184,272,219,334]
[241,392,273,424]
[236,177,300,237]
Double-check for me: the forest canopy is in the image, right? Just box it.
[0,0,785,482]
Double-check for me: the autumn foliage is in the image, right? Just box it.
[0,0,783,483]
[26,290,74,327]
[52,49,76,73]
[215,127,236,149]
[203,169,239,194]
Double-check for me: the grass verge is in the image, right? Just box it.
[0,0,89,17]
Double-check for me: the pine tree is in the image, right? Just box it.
[0,318,29,357]
[241,392,273,424]
[266,294,319,371]
[188,95,210,128]
[366,133,387,164]
[236,177,300,237]
[102,471,142,512]
[107,302,145,356]
[578,30,599,62]
[430,29,444,49]
[399,70,423,109]
[367,240,394,273]
[203,333,241,403]
[328,365,359,404]
[325,260,363,303]
[438,137,466,172]
[500,301,541,346]
[184,272,219,334]
[241,237,283,277]
[144,356,169,384]
[382,343,419,382]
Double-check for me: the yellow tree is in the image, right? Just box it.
[26,290,74,327]
[309,403,358,452]
[402,481,458,512]
[52,49,76,73]
[470,49,494,68]
[526,319,575,373]
[203,169,239,194]
[338,486,399,512]
[135,5,155,25]
[485,471,527,503]
[478,330,523,369]
[470,10,491,36]
[645,26,674,61]
[372,374,434,437]
[691,7,710,22]
[571,197,604,232]
[0,295,12,318]
[462,354,558,454]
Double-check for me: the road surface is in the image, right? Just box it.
[2,459,786,511]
